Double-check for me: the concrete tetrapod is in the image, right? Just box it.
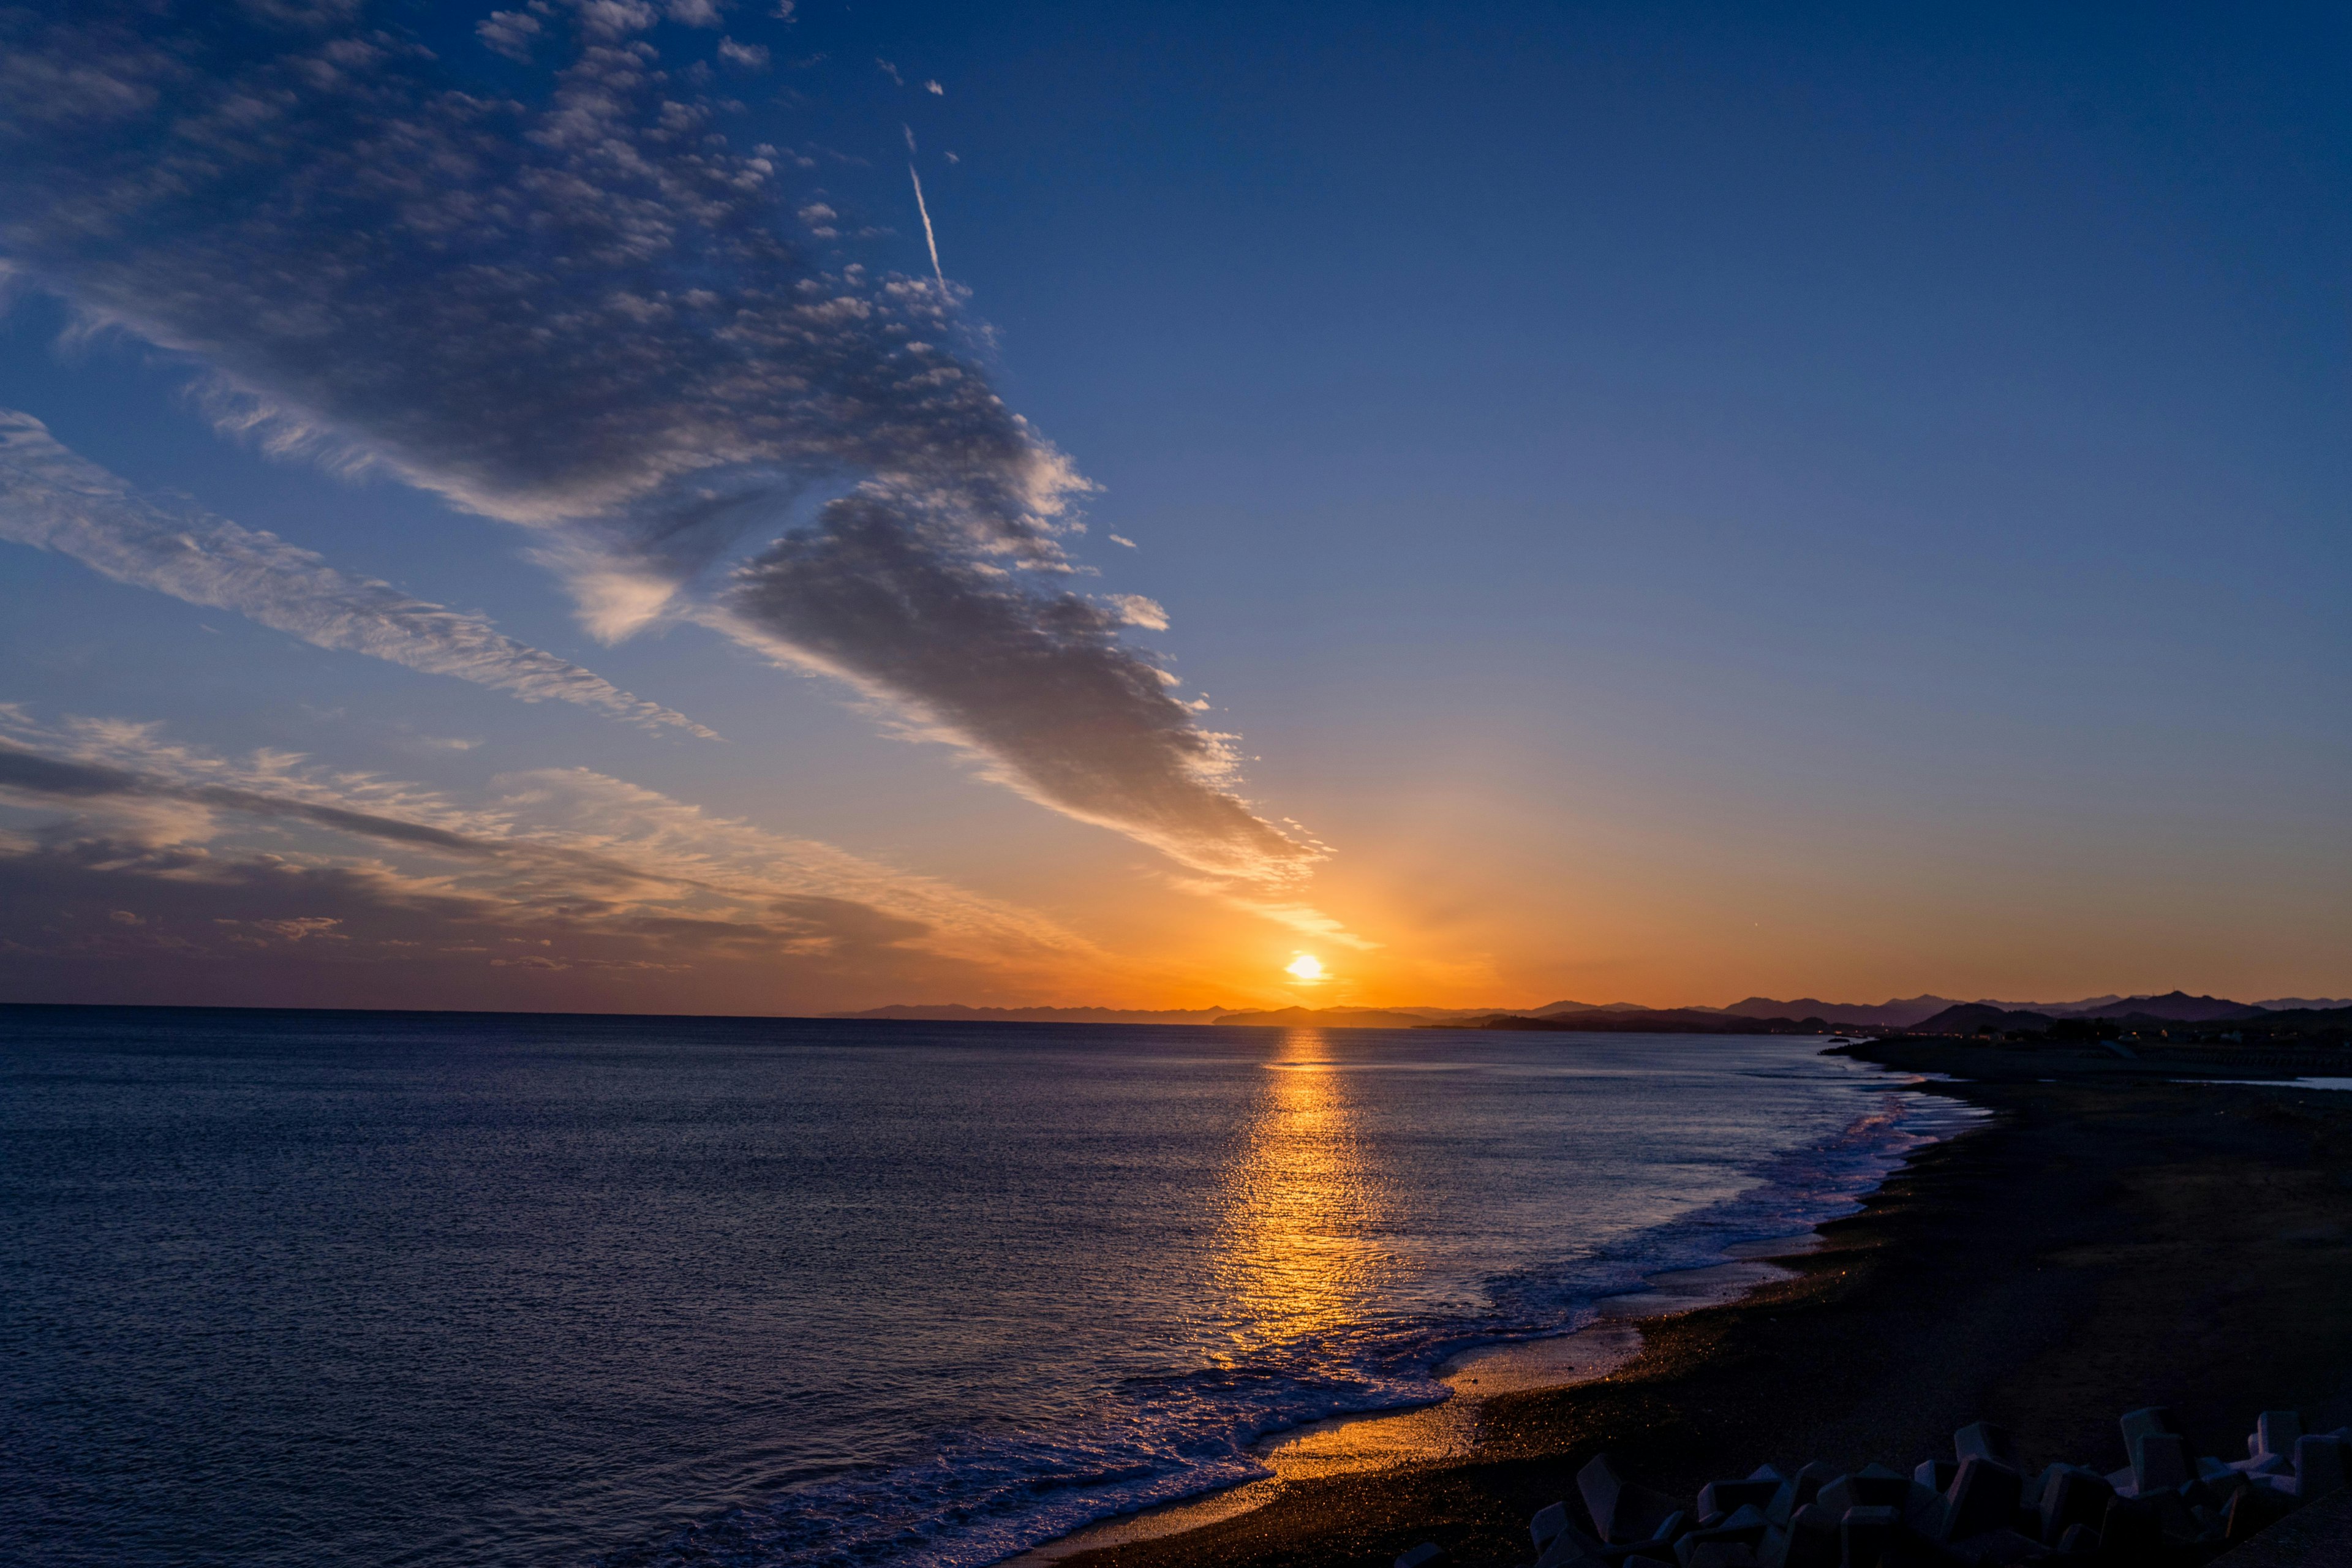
[1511,1407,2341,1568]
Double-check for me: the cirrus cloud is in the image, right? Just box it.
[0,0,1320,885]
[0,410,717,738]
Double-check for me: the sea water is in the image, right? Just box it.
[0,1008,1980,1567]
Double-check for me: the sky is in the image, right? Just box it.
[0,0,2343,1016]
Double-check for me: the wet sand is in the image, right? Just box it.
[1035,1041,2352,1568]
[1012,1253,1803,1565]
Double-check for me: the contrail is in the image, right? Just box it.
[0,9,1325,883]
[908,166,944,292]
[903,124,947,298]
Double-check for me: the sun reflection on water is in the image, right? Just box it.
[1210,1030,1395,1352]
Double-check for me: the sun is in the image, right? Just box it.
[1284,954,1325,982]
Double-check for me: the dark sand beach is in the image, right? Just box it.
[1045,1042,2352,1567]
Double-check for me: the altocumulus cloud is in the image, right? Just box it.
[0,412,716,738]
[0,704,1108,1007]
[0,0,1321,884]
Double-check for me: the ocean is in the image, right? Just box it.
[0,1008,1978,1567]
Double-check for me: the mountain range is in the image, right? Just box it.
[831,991,2350,1030]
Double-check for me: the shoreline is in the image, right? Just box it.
[1009,1052,1964,1566]
[1038,1041,2352,1567]
[1008,1245,1820,1566]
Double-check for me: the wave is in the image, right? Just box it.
[594,1068,1985,1568]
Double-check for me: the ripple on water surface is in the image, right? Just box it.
[0,1011,1984,1568]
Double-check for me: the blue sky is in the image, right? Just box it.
[0,1,2343,1011]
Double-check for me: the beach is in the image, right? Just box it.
[1042,1041,2352,1567]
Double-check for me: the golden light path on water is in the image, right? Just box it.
[1012,1033,1881,1566]
[1209,1029,1393,1351]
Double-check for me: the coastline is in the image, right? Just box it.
[1009,1246,1815,1566]
[1008,1049,1971,1567]
[1035,1041,2352,1568]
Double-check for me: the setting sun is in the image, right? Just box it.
[1284,954,1326,982]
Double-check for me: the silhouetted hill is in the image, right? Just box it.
[1434,1009,1842,1035]
[834,992,2313,1037]
[2064,991,2264,1022]
[1730,992,2276,1028]
[2038,995,2127,1012]
[1720,995,1960,1028]
[1908,1004,2058,1035]
[1909,1000,2351,1042]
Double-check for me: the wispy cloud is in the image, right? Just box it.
[0,410,716,739]
[0,705,1101,982]
[0,1,1321,884]
[1164,872,1378,953]
[716,36,769,70]
[477,10,543,62]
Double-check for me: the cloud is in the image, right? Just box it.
[245,914,344,941]
[476,10,542,61]
[0,706,1104,989]
[721,500,1308,879]
[0,410,716,739]
[715,36,768,70]
[1102,594,1169,631]
[575,1,660,37]
[924,80,943,95]
[1107,533,1136,549]
[1161,870,1376,954]
[0,1,1321,884]
[0,837,999,1009]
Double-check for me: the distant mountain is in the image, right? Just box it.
[1213,1006,1446,1029]
[2062,992,2263,1023]
[1438,1008,1845,1036]
[826,1004,1233,1025]
[1726,991,2275,1028]
[1389,1005,1562,1020]
[1911,998,2349,1038]
[835,1001,1615,1028]
[2010,995,2126,1014]
[834,990,2304,1035]
[1719,995,1962,1029]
